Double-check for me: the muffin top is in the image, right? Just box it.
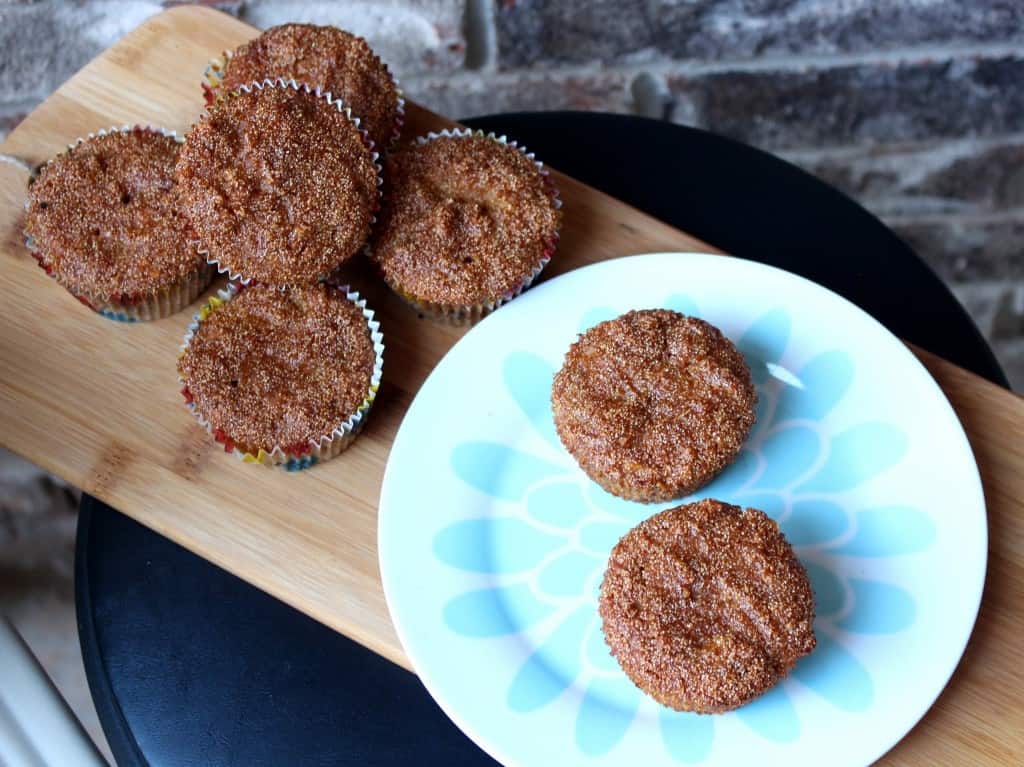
[370,134,561,307]
[176,84,379,286]
[219,23,401,151]
[24,129,202,300]
[552,310,756,502]
[178,284,377,454]
[599,499,816,713]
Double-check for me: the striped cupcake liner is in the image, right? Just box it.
[202,50,406,150]
[191,78,385,288]
[23,125,215,322]
[370,128,562,325]
[178,282,385,471]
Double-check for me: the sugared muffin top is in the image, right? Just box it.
[552,310,756,502]
[178,284,377,454]
[24,129,201,300]
[218,23,401,151]
[599,499,816,713]
[176,84,379,286]
[370,134,561,308]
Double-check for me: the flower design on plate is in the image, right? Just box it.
[434,296,935,762]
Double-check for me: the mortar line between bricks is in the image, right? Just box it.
[401,39,1024,89]
[779,133,1024,164]
[882,209,1024,226]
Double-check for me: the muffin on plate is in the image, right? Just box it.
[23,127,212,321]
[599,499,816,713]
[552,309,756,502]
[176,80,381,287]
[206,23,403,152]
[178,283,383,470]
[369,129,562,323]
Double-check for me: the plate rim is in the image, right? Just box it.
[378,252,988,767]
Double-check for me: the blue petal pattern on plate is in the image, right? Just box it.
[435,298,931,762]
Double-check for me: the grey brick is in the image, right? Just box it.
[497,0,1024,68]
[991,284,1024,339]
[0,1,164,104]
[888,214,1024,283]
[654,0,1024,62]
[786,137,1024,216]
[406,70,630,120]
[668,55,1024,150]
[909,144,1024,210]
[240,0,466,76]
[496,0,658,69]
[992,338,1024,391]
[950,281,1012,338]
[0,108,29,142]
[163,0,241,14]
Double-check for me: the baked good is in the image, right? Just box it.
[210,23,403,151]
[176,81,380,286]
[178,283,382,469]
[599,499,816,713]
[24,127,211,320]
[552,309,756,502]
[369,130,561,322]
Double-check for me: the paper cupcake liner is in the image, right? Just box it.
[193,78,384,288]
[23,125,216,322]
[178,282,385,471]
[203,51,406,150]
[371,128,562,325]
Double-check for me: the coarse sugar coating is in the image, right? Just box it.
[552,309,756,502]
[178,284,377,455]
[599,499,816,713]
[370,134,561,310]
[24,129,204,301]
[217,24,401,151]
[176,84,379,286]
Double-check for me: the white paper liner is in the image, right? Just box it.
[178,282,385,470]
[202,49,406,150]
[369,128,563,325]
[23,125,215,322]
[191,78,385,287]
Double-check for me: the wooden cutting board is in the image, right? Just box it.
[0,6,1020,764]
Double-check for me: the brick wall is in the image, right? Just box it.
[1,0,1022,387]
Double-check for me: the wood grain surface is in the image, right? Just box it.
[0,6,1020,764]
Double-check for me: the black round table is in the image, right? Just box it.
[76,112,1008,767]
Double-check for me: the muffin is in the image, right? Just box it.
[206,23,403,152]
[23,127,212,321]
[599,499,816,713]
[552,309,756,502]
[176,80,381,286]
[178,283,383,470]
[369,129,562,323]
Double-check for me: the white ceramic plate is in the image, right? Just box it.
[378,253,986,767]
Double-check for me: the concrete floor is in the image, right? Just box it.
[0,448,113,764]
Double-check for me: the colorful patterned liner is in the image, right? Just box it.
[370,128,562,325]
[23,125,215,322]
[191,78,385,288]
[178,282,385,471]
[202,51,406,150]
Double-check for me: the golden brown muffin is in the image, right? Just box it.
[178,284,380,464]
[176,83,379,286]
[369,132,561,322]
[552,309,756,502]
[24,128,211,319]
[213,23,402,151]
[599,499,816,713]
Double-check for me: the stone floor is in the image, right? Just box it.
[0,448,113,764]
